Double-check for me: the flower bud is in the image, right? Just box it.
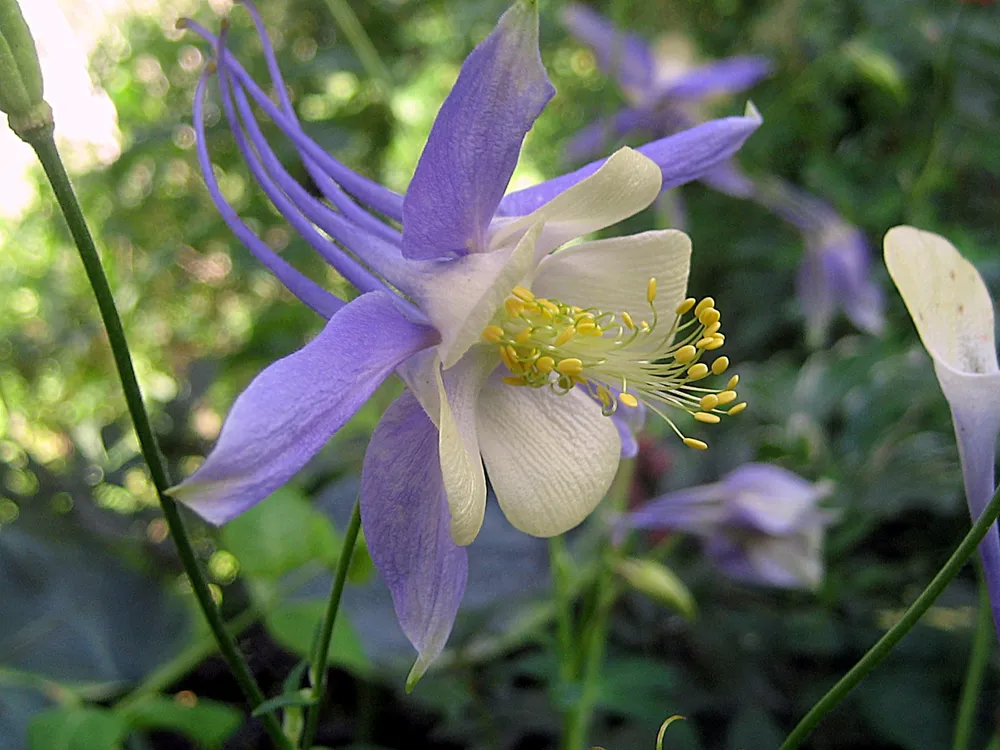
[0,0,51,140]
[615,558,697,620]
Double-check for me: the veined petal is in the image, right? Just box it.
[402,0,555,260]
[409,222,542,369]
[169,293,437,523]
[561,4,656,93]
[477,379,621,536]
[659,56,772,101]
[490,148,662,259]
[529,229,691,321]
[361,391,467,688]
[499,107,762,217]
[436,350,496,545]
[883,226,998,375]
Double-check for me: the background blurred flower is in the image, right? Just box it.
[622,463,836,589]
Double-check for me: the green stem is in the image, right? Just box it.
[321,0,392,90]
[25,132,292,750]
[779,484,1000,750]
[952,562,993,750]
[549,536,577,685]
[301,498,363,749]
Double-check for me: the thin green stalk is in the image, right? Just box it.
[25,132,292,750]
[780,484,1000,750]
[549,535,577,685]
[952,562,993,750]
[301,498,363,749]
[321,0,392,91]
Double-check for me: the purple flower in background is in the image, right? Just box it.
[171,0,759,684]
[884,226,1000,643]
[562,4,884,344]
[623,464,836,589]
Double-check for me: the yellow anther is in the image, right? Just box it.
[687,363,709,380]
[511,285,535,302]
[640,320,650,331]
[718,390,737,405]
[597,386,613,407]
[674,345,697,364]
[619,393,639,408]
[695,337,714,349]
[576,318,598,334]
[556,358,584,376]
[622,311,635,329]
[505,298,524,317]
[482,325,504,343]
[711,357,730,375]
[503,376,527,386]
[694,412,721,424]
[505,344,520,363]
[699,394,720,410]
[704,337,726,351]
[728,402,747,415]
[727,375,739,389]
[675,298,696,315]
[499,346,518,372]
[536,356,555,373]
[704,321,722,336]
[515,328,533,345]
[683,437,709,451]
[698,308,721,326]
[646,278,657,304]
[537,298,559,314]
[695,297,715,316]
[554,326,577,346]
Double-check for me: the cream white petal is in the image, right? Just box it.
[529,229,691,321]
[489,147,663,260]
[884,225,998,375]
[436,349,496,546]
[409,222,542,369]
[476,380,621,537]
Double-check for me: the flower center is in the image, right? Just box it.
[481,281,745,450]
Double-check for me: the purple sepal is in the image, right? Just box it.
[659,56,772,100]
[402,0,555,260]
[169,293,438,524]
[361,391,468,689]
[499,109,761,217]
[561,4,655,93]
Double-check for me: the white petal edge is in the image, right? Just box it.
[476,380,621,537]
[528,229,692,322]
[489,147,663,259]
[884,225,998,375]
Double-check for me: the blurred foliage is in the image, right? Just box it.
[0,0,998,747]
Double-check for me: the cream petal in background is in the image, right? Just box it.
[884,226,997,375]
[530,229,691,320]
[476,381,621,537]
[489,148,662,259]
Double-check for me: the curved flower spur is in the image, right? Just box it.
[171,0,760,683]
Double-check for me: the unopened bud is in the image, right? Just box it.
[0,0,51,140]
[615,558,697,620]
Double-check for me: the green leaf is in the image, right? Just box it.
[118,696,241,748]
[28,707,128,750]
[221,487,341,578]
[251,691,315,718]
[266,600,370,676]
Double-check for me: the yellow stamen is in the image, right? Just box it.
[515,328,533,345]
[622,312,635,329]
[683,437,709,451]
[699,394,719,410]
[619,393,639,408]
[695,337,715,349]
[536,356,555,373]
[556,358,584,376]
[704,321,721,336]
[727,375,739,390]
[674,345,697,364]
[728,402,747,415]
[687,363,709,380]
[554,326,577,346]
[698,308,720,326]
[695,297,715,316]
[704,337,726,351]
[718,390,737,405]
[482,325,504,343]
[505,297,524,317]
[711,356,729,375]
[675,298,696,315]
[503,376,527,386]
[537,298,559,314]
[646,277,657,304]
[694,412,721,424]
[511,285,535,302]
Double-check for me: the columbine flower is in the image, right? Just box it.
[562,4,884,343]
[884,226,1000,638]
[622,464,835,589]
[171,0,759,684]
